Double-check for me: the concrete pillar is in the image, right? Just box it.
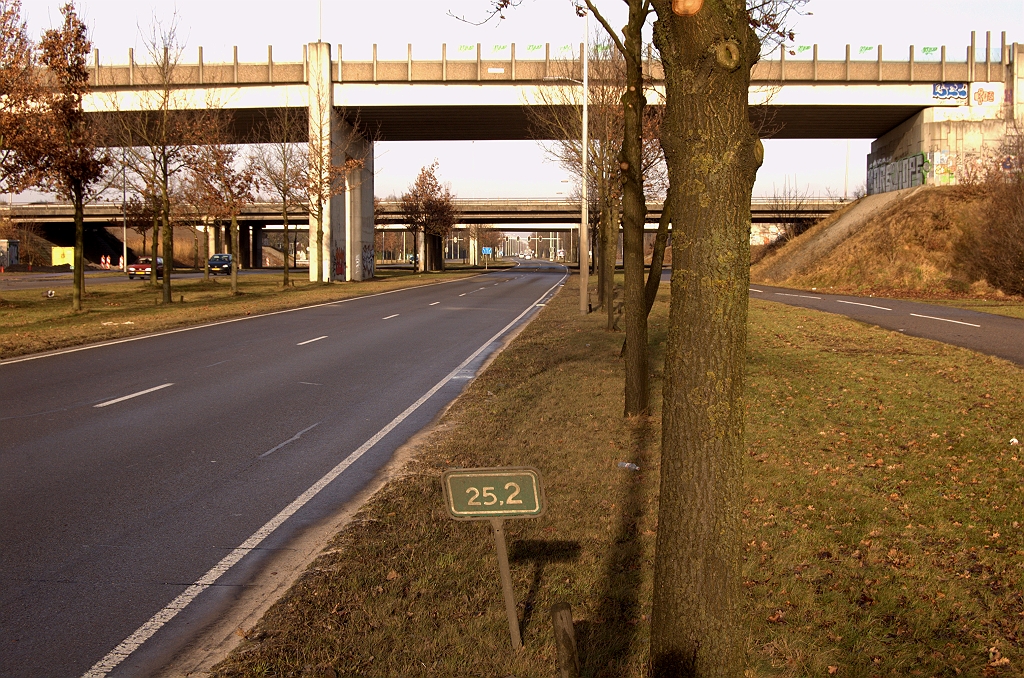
[307,41,376,283]
[252,224,264,268]
[469,231,479,266]
[206,224,216,257]
[239,223,251,269]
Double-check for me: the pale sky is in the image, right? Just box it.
[15,0,1024,200]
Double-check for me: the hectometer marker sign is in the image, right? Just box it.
[442,467,546,651]
[443,467,544,520]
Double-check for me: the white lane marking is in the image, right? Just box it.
[909,313,980,328]
[749,288,764,293]
[298,382,322,386]
[429,302,440,306]
[776,292,821,300]
[297,336,328,346]
[836,300,893,311]
[259,422,321,459]
[81,269,568,678]
[536,303,546,307]
[382,314,399,320]
[1,275,487,367]
[93,383,173,409]
[203,360,230,368]
[459,293,466,297]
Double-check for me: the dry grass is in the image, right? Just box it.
[0,270,477,360]
[210,281,1024,678]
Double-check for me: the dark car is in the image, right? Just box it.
[208,253,234,275]
[127,257,163,279]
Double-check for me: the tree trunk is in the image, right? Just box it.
[150,210,159,285]
[645,199,672,315]
[202,219,210,282]
[315,199,324,283]
[72,184,84,312]
[649,3,762,677]
[231,214,240,295]
[603,203,618,331]
[282,209,290,286]
[161,197,172,304]
[620,3,650,416]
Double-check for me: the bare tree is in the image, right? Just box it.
[111,16,216,302]
[251,106,307,287]
[185,139,255,295]
[648,1,803,674]
[36,2,109,312]
[399,161,459,272]
[0,0,41,197]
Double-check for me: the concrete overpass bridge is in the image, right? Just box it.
[75,33,1021,280]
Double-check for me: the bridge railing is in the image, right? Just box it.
[87,31,1015,88]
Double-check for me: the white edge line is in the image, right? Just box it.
[93,383,173,409]
[909,312,981,328]
[382,314,399,320]
[836,299,893,311]
[1,274,487,367]
[81,268,568,678]
[296,335,328,346]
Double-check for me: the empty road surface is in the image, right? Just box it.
[750,284,1024,366]
[0,262,565,677]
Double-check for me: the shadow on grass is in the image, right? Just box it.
[509,539,582,642]
[577,417,656,677]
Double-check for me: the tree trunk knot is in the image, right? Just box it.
[713,40,742,71]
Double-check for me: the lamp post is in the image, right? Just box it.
[579,8,590,314]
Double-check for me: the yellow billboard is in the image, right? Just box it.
[52,246,75,268]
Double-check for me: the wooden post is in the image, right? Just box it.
[490,518,522,650]
[550,602,580,678]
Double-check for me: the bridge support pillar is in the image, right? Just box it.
[307,41,375,283]
[469,231,479,266]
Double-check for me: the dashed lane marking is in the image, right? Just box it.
[909,313,980,328]
[297,336,327,346]
[382,314,399,320]
[429,302,440,306]
[93,383,173,409]
[776,292,821,300]
[836,300,893,311]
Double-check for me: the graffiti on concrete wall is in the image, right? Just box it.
[867,153,929,195]
[334,246,345,279]
[362,244,375,279]
[932,83,969,100]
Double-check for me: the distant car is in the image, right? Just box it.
[523,253,533,260]
[127,257,163,279]
[208,253,233,275]
[408,253,419,266]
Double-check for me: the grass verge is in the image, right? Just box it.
[210,279,1023,678]
[0,270,477,360]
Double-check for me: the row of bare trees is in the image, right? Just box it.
[1,1,375,310]
[488,0,807,673]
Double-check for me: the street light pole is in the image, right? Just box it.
[579,9,589,314]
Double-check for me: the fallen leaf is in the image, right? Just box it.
[386,570,400,581]
[828,667,838,675]
[767,610,785,624]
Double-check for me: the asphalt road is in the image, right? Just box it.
[655,271,1022,365]
[0,261,566,677]
[750,284,1024,366]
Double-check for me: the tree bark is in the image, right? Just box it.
[649,2,761,676]
[202,218,210,282]
[150,209,159,285]
[603,203,618,331]
[161,195,172,304]
[72,183,84,312]
[230,214,239,295]
[645,198,671,315]
[281,210,290,286]
[619,1,650,416]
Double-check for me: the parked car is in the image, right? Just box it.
[408,253,419,266]
[208,253,233,275]
[127,257,163,279]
